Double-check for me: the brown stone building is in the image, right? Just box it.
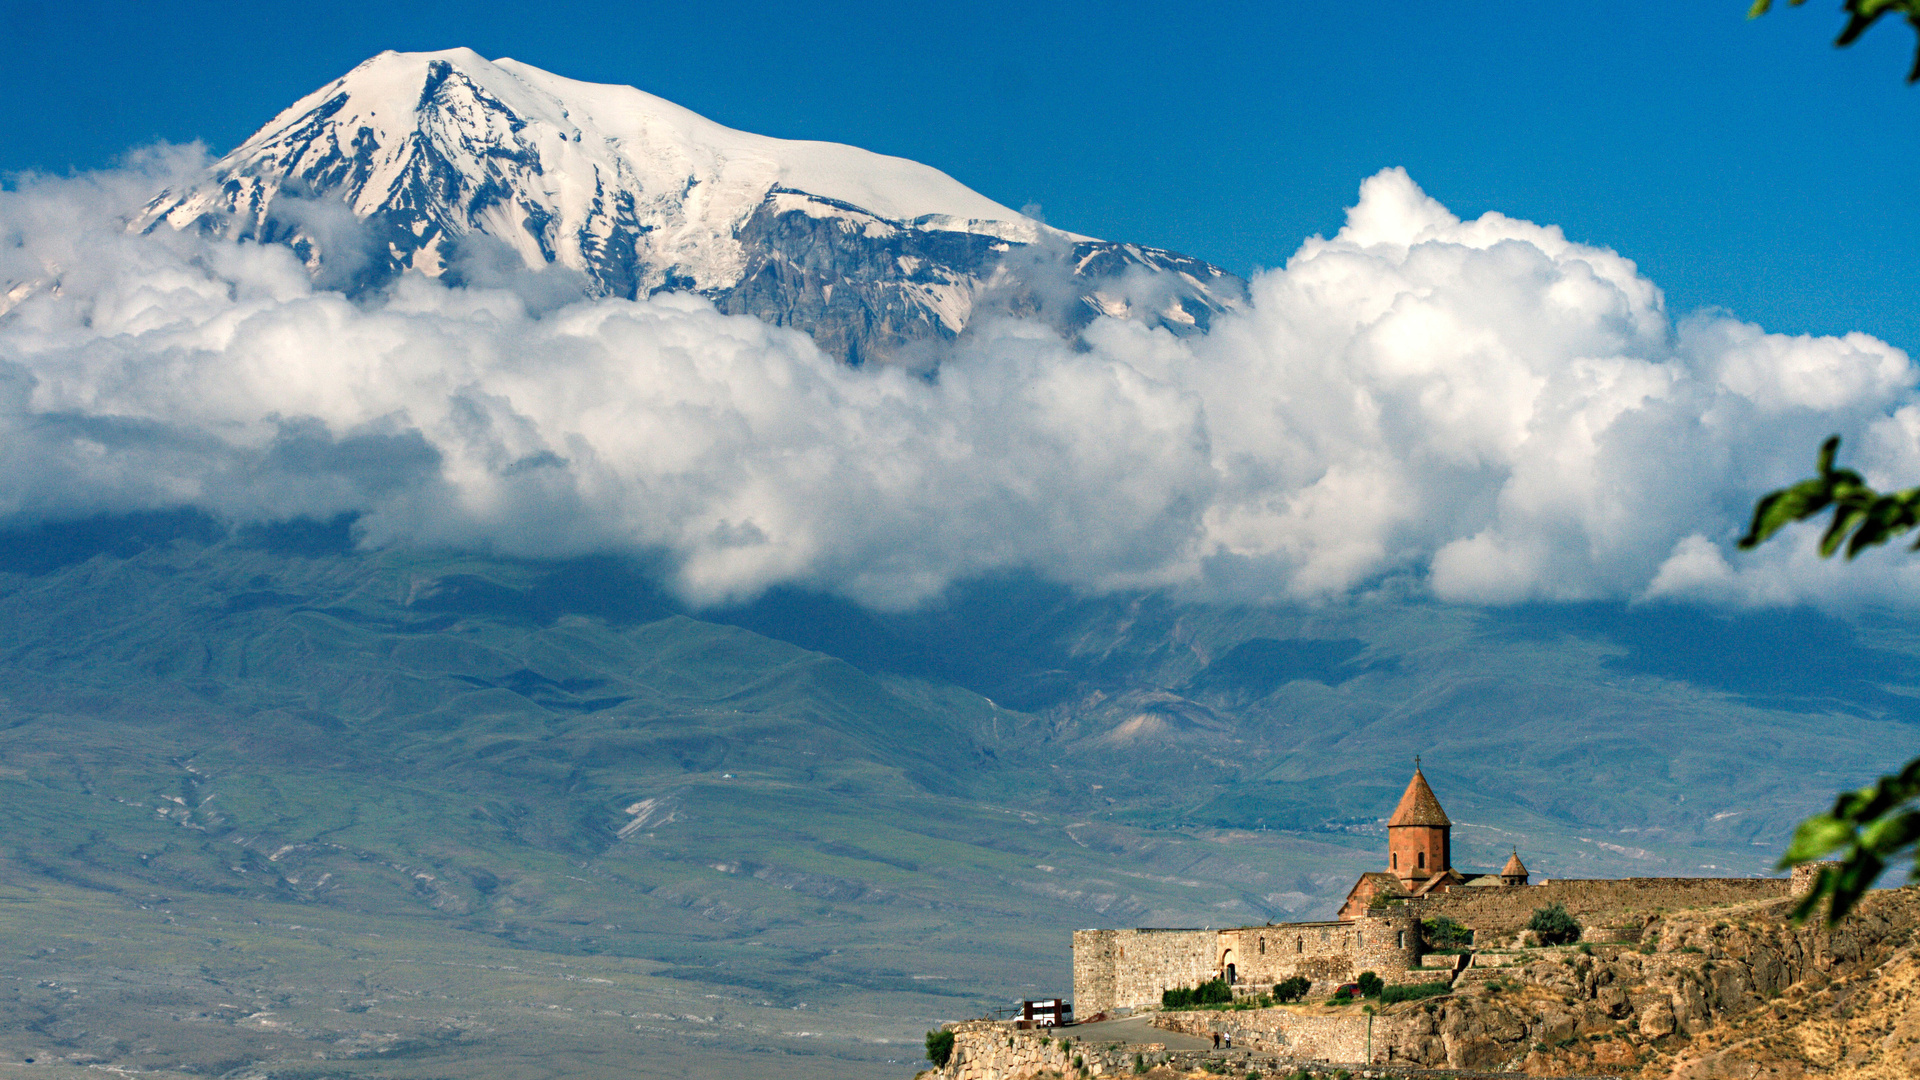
[1337,766,1475,918]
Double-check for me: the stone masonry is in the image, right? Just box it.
[927,1019,1598,1080]
[1405,877,1788,942]
[1072,767,1797,1022]
[1074,910,1418,1016]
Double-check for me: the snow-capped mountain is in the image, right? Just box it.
[144,49,1242,362]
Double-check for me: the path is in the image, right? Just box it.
[1067,1014,1215,1051]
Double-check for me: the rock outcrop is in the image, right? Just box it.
[926,887,1920,1079]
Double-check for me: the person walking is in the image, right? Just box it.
[1224,1032,1233,1050]
[1212,1031,1220,1050]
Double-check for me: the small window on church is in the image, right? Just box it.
[1392,852,1397,869]
[1398,930,1405,949]
[1295,937,1303,953]
[1259,937,1266,955]
[1418,851,1426,869]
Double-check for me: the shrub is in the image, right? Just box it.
[1422,915,1473,948]
[1329,987,1354,1004]
[1356,971,1384,998]
[1134,1053,1148,1074]
[1162,978,1233,1009]
[1271,976,1311,1003]
[1527,902,1582,946]
[925,1029,955,1066]
[1378,981,1451,1005]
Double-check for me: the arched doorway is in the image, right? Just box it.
[1221,948,1236,985]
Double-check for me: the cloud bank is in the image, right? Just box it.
[2,153,1916,609]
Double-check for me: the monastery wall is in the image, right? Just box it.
[931,1019,1519,1080]
[1215,911,1418,988]
[1405,877,1790,940]
[1152,1008,1383,1063]
[1072,928,1216,1018]
[1074,912,1417,1017]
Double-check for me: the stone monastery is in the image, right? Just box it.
[1072,766,1800,1017]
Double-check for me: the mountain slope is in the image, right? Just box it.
[1,514,1915,1074]
[0,523,1386,1077]
[142,49,1243,362]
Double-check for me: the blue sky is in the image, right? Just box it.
[2,0,1917,353]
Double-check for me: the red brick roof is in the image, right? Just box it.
[1387,768,1451,828]
[1502,850,1528,877]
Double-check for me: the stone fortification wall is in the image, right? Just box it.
[1152,1008,1379,1062]
[935,1020,1101,1080]
[1216,912,1418,990]
[1405,877,1788,940]
[929,1019,1561,1080]
[1074,913,1417,1017]
[1072,928,1215,1018]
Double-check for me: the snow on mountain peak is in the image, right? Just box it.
[145,48,1068,293]
[139,49,1239,364]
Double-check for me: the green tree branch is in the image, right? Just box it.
[1739,436,1920,921]
[1749,0,1920,82]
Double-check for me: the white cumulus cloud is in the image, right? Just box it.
[1,156,1915,610]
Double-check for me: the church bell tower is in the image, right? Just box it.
[1387,764,1451,888]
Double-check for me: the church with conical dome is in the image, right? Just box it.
[1335,764,1522,917]
[1071,764,1798,1019]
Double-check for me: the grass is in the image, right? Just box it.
[1377,981,1452,1005]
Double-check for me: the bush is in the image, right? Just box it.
[1271,976,1311,1003]
[1162,978,1233,1009]
[1527,902,1582,946]
[1328,987,1354,1004]
[925,1029,955,1066]
[1422,915,1473,948]
[1356,971,1384,998]
[1377,980,1451,1004]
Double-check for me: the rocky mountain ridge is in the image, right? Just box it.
[141,49,1244,363]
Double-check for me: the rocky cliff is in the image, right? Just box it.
[1180,887,1920,1075]
[925,887,1920,1079]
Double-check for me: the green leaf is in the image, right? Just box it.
[1779,814,1853,865]
[1821,504,1869,556]
[1859,809,1920,855]
[1738,481,1834,548]
[1828,853,1886,921]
